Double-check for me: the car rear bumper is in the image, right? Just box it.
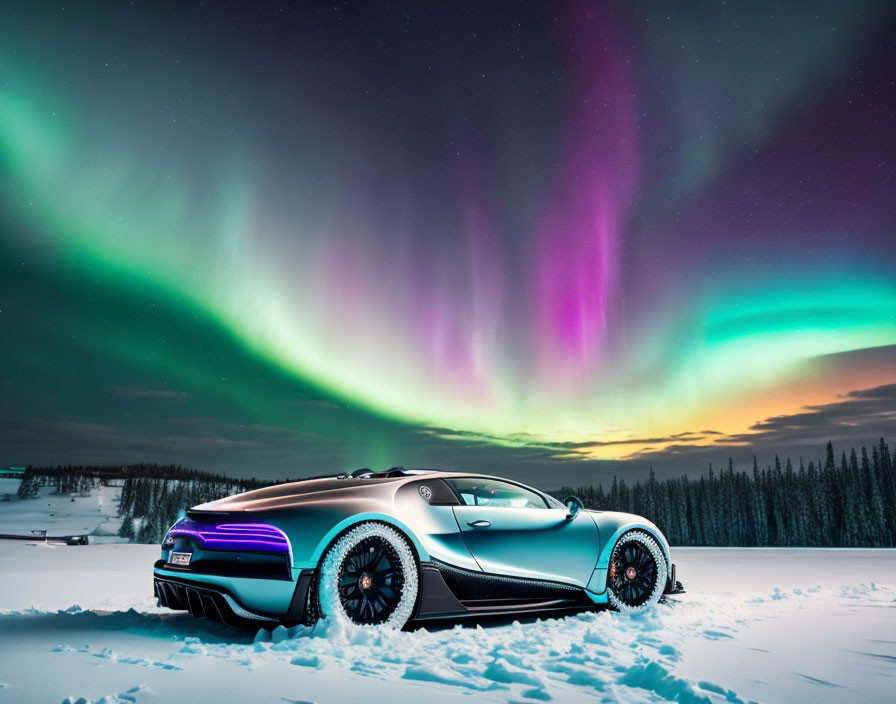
[154,575,278,627]
[153,561,315,627]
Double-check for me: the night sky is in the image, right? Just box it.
[1,1,895,486]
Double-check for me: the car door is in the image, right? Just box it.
[447,477,598,586]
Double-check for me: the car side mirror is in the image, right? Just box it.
[563,495,584,519]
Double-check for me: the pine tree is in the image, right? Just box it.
[547,439,891,548]
[136,517,153,543]
[878,439,895,544]
[677,476,691,544]
[118,517,135,539]
[750,458,767,546]
[861,447,885,546]
[16,472,40,499]
[847,448,871,546]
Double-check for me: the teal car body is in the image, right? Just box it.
[153,469,679,627]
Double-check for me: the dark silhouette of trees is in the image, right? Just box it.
[554,439,896,547]
[16,466,40,499]
[113,465,271,543]
[16,463,272,544]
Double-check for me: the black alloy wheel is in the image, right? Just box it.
[337,535,406,625]
[610,539,659,608]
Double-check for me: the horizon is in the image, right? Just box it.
[9,435,896,491]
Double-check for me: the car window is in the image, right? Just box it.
[544,493,566,509]
[445,478,549,509]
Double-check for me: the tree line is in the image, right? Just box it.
[115,465,271,543]
[553,439,896,547]
[13,439,896,546]
[15,464,117,499]
[13,464,272,543]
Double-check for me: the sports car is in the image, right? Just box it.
[153,468,683,628]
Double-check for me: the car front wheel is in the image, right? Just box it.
[606,530,668,613]
[318,522,419,628]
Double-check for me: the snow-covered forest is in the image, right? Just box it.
[115,467,272,543]
[15,464,271,543]
[554,439,896,547]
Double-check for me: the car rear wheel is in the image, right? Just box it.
[318,522,419,628]
[607,530,667,613]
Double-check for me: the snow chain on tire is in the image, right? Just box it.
[607,530,668,613]
[317,522,419,628]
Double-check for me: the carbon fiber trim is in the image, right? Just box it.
[154,576,278,627]
[415,564,466,618]
[303,568,321,625]
[283,570,315,626]
[430,559,587,603]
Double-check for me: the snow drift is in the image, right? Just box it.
[1,542,894,703]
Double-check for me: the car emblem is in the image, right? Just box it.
[170,552,192,566]
[419,485,433,500]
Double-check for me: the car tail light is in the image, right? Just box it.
[164,519,291,559]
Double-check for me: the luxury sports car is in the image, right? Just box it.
[153,469,684,628]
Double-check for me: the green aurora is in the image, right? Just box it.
[1,1,894,483]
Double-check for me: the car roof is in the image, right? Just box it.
[270,468,537,494]
[192,468,554,513]
[332,469,551,495]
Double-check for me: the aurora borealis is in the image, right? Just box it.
[1,1,895,484]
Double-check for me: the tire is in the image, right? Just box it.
[317,522,419,628]
[606,530,668,613]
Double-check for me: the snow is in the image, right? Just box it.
[0,483,123,538]
[1,540,894,704]
[0,478,23,497]
[1,487,894,702]
[0,541,159,613]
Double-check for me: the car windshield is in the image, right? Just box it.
[445,478,550,509]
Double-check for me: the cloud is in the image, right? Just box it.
[421,426,722,454]
[0,413,326,478]
[420,383,896,482]
[1,383,893,490]
[732,383,896,444]
[623,383,896,472]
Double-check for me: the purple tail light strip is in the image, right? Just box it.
[166,519,292,562]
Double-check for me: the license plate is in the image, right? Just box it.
[170,552,192,566]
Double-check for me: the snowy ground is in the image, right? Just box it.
[0,542,893,704]
[0,477,23,499]
[0,482,124,539]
